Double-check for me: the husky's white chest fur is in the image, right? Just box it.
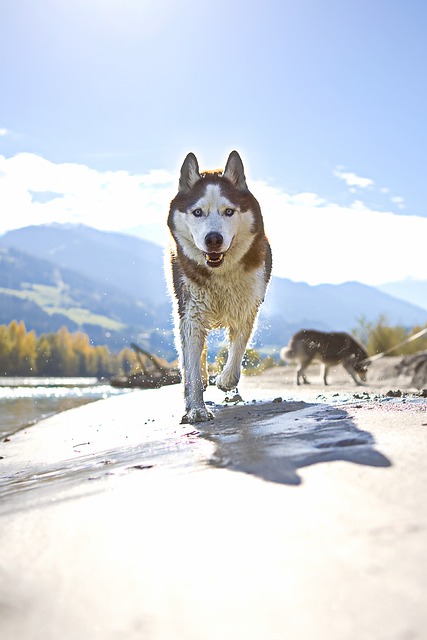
[167,150,272,424]
[182,263,267,330]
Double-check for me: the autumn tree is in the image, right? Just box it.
[0,323,173,378]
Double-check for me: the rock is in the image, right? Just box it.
[386,390,402,397]
[396,351,427,389]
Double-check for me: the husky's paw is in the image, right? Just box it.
[181,406,214,424]
[216,370,240,392]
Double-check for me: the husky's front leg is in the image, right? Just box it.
[180,320,213,424]
[216,324,253,392]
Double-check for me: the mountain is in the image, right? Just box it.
[263,279,427,329]
[0,223,167,306]
[0,244,174,356]
[1,223,426,358]
[377,278,427,312]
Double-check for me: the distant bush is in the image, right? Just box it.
[353,315,427,357]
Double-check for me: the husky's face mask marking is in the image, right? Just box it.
[168,151,259,271]
[180,184,250,268]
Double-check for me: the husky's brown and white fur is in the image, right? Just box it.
[281,329,369,386]
[167,151,272,423]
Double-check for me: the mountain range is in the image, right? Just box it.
[0,223,426,359]
[377,278,427,312]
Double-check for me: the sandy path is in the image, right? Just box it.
[0,365,426,640]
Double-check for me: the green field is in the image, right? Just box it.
[0,285,125,331]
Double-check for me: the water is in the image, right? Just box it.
[0,378,131,438]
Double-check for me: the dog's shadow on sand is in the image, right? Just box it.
[197,400,391,485]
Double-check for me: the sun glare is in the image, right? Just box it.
[66,0,175,34]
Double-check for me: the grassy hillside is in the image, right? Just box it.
[0,245,175,356]
[0,223,168,306]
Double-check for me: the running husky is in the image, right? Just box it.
[281,329,369,386]
[167,151,272,423]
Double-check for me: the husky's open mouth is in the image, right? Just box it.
[204,252,224,268]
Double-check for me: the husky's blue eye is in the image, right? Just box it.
[225,208,235,216]
[192,208,203,217]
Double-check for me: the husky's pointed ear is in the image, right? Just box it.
[223,151,248,190]
[178,153,201,192]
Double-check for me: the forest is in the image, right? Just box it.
[0,321,139,377]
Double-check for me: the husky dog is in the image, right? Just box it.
[167,151,272,423]
[281,329,369,386]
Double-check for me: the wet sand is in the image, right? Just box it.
[0,362,426,640]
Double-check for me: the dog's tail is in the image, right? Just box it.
[280,345,296,362]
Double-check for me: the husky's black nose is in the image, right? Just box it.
[205,232,223,251]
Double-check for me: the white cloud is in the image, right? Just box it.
[334,169,374,189]
[350,199,369,211]
[0,152,176,241]
[252,179,427,286]
[335,172,407,212]
[0,128,8,136]
[1,152,426,287]
[390,195,405,209]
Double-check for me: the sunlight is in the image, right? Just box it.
[61,0,176,35]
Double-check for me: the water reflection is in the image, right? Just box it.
[0,378,130,437]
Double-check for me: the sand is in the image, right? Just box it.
[0,359,426,640]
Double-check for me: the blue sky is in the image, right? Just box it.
[1,0,427,286]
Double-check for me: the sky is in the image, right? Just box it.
[1,0,427,287]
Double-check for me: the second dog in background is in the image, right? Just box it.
[281,329,370,386]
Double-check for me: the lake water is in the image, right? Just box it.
[0,378,131,438]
